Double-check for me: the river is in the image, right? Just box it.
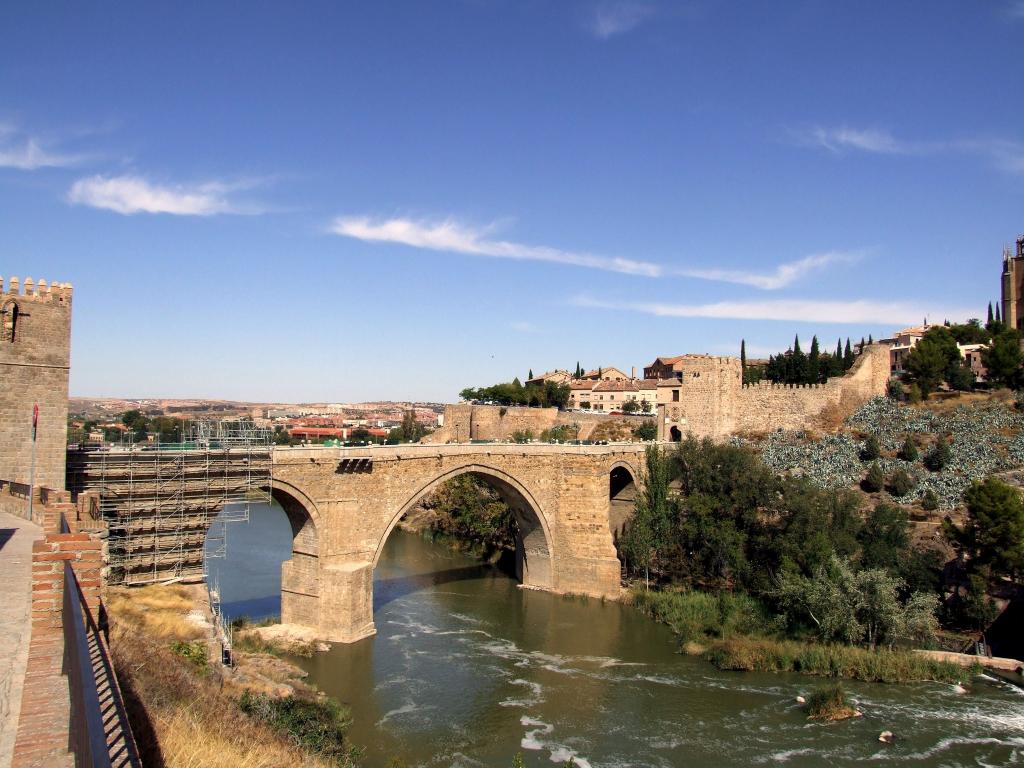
[206,501,1024,767]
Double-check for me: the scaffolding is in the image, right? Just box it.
[66,421,272,586]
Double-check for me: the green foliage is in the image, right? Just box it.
[762,334,847,386]
[632,420,658,441]
[702,636,971,682]
[238,691,354,763]
[510,429,534,443]
[925,438,951,471]
[805,682,853,721]
[621,399,640,414]
[540,424,575,442]
[861,463,884,493]
[858,503,909,573]
[862,435,881,460]
[907,383,923,404]
[423,475,515,554]
[903,326,964,396]
[629,588,774,643]
[982,328,1024,389]
[621,446,673,587]
[512,754,525,768]
[888,469,914,497]
[170,640,208,670]
[460,378,571,409]
[898,434,918,462]
[946,478,1024,580]
[774,555,938,648]
[947,319,991,345]
[921,488,939,511]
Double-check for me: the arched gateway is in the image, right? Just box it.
[270,443,643,643]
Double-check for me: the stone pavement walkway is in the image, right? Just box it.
[0,513,42,768]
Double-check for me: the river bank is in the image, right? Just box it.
[105,583,358,768]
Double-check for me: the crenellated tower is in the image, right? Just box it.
[0,276,73,490]
[1001,236,1024,332]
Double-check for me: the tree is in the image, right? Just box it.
[621,400,640,413]
[946,478,1024,580]
[996,303,1002,324]
[903,326,962,396]
[988,302,994,326]
[981,328,1023,389]
[859,503,909,573]
[862,435,881,461]
[888,469,914,498]
[926,438,951,471]
[527,369,533,380]
[862,463,884,493]
[899,434,919,462]
[740,339,746,373]
[349,427,371,443]
[843,339,854,369]
[632,420,657,441]
[808,336,820,384]
[921,488,939,511]
[622,446,673,588]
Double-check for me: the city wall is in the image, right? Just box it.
[658,344,892,440]
[0,277,73,491]
[426,404,650,443]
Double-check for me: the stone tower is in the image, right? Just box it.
[1001,235,1024,331]
[0,277,73,490]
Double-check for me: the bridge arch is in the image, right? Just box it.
[374,463,554,590]
[608,461,638,555]
[263,479,323,629]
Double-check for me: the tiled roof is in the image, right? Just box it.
[593,380,640,392]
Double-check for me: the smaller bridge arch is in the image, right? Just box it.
[264,480,323,631]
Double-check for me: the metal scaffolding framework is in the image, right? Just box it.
[67,422,272,586]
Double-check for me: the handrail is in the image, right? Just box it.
[62,560,113,768]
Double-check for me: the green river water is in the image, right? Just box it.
[207,502,1024,768]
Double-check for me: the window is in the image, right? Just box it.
[672,390,680,402]
[1,300,17,342]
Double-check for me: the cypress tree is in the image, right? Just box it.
[868,333,873,344]
[528,369,533,380]
[988,302,994,325]
[844,338,854,369]
[741,339,747,370]
[808,336,820,384]
[997,304,1002,323]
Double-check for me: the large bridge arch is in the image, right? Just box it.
[374,462,555,590]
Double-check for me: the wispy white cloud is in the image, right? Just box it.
[0,124,86,170]
[795,124,1024,174]
[331,214,856,288]
[589,1,653,39]
[1005,0,1024,19]
[510,320,538,333]
[573,295,972,326]
[676,251,859,290]
[331,215,663,276]
[67,175,263,216]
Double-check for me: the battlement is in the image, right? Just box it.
[1,276,73,303]
[742,380,827,390]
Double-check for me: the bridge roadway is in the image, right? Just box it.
[268,441,647,642]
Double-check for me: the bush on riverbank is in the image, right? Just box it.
[702,636,972,683]
[805,682,859,721]
[628,588,778,643]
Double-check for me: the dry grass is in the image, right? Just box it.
[106,585,354,768]
[106,585,204,642]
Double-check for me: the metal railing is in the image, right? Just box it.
[61,557,140,767]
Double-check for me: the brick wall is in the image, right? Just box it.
[0,278,73,492]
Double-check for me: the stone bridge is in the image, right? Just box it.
[268,442,645,643]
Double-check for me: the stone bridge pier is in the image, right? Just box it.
[269,443,644,643]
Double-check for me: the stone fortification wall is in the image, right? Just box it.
[425,404,650,443]
[658,344,891,439]
[0,277,73,490]
[733,343,891,434]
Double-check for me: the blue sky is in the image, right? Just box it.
[2,1,1022,402]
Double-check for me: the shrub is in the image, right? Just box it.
[921,489,939,511]
[633,420,658,441]
[171,640,208,670]
[239,691,353,763]
[862,463,885,493]
[889,470,915,497]
[899,435,919,462]
[908,384,923,404]
[926,438,952,471]
[886,379,904,401]
[862,435,881,461]
[629,588,771,644]
[510,429,534,443]
[805,682,857,721]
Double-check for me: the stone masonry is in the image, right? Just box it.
[270,443,643,643]
[0,277,73,494]
[426,405,649,444]
[658,343,892,440]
